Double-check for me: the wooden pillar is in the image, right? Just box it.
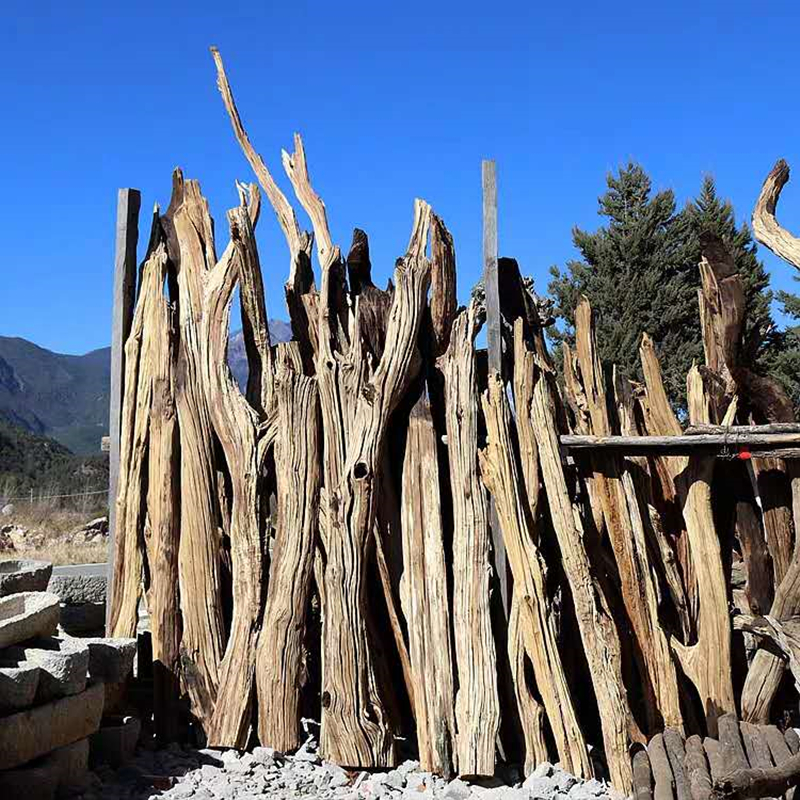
[482,160,509,615]
[106,188,141,628]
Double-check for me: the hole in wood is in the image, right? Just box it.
[353,462,369,480]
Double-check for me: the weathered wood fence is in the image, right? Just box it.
[106,49,800,794]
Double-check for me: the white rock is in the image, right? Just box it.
[443,777,472,800]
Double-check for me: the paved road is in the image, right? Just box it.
[52,562,107,577]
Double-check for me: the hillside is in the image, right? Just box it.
[0,416,109,500]
[0,321,292,455]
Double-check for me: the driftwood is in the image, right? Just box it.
[650,733,676,800]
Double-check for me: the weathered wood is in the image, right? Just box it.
[740,723,775,771]
[786,730,800,756]
[671,382,735,733]
[664,728,691,800]
[713,750,800,800]
[718,714,750,773]
[634,748,655,800]
[706,738,727,784]
[560,433,800,454]
[686,734,713,800]
[572,297,682,731]
[437,302,500,777]
[107,232,164,637]
[529,348,637,792]
[482,159,508,617]
[140,225,182,742]
[752,160,800,273]
[162,171,226,726]
[649,733,676,800]
[399,396,457,777]
[107,187,141,631]
[256,359,321,752]
[480,366,591,778]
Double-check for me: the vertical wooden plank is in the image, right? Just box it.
[106,188,141,628]
[482,159,508,614]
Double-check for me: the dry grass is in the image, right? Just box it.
[0,504,109,566]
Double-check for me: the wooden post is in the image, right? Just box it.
[106,188,141,628]
[482,159,508,614]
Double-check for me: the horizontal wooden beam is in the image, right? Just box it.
[560,431,800,457]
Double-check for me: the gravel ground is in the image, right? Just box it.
[71,731,616,800]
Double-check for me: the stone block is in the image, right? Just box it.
[0,756,59,799]
[48,573,107,605]
[0,559,53,596]
[0,680,104,770]
[0,591,60,649]
[0,656,40,712]
[6,636,89,699]
[90,715,141,767]
[59,601,105,636]
[85,636,136,682]
[52,737,91,797]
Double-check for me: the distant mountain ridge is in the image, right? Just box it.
[0,321,292,455]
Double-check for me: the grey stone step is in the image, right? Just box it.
[0,560,53,597]
[0,680,103,770]
[4,636,89,700]
[0,592,60,649]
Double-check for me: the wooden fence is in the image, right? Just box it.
[106,49,800,794]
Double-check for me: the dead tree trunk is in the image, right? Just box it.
[480,358,592,778]
[141,227,182,742]
[256,350,321,752]
[529,346,639,792]
[437,301,500,777]
[107,236,167,637]
[399,395,457,776]
[571,297,683,732]
[203,198,271,747]
[161,172,226,726]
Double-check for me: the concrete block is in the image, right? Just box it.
[0,559,53,596]
[85,637,136,682]
[0,680,104,770]
[48,573,107,605]
[90,715,141,768]
[0,591,60,649]
[0,657,40,711]
[6,636,89,699]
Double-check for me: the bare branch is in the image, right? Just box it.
[753,159,800,270]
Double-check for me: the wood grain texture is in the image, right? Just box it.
[437,301,500,776]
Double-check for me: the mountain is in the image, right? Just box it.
[0,416,109,499]
[0,320,292,455]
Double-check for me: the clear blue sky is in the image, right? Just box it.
[4,0,800,354]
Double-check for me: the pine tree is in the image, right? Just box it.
[548,167,784,412]
[765,286,800,412]
[547,163,701,405]
[682,176,776,372]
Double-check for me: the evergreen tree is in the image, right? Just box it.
[682,176,777,372]
[548,166,783,411]
[765,286,800,412]
[547,163,701,404]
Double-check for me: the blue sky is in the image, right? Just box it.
[4,0,800,354]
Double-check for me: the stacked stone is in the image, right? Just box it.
[0,559,136,799]
[48,571,107,637]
